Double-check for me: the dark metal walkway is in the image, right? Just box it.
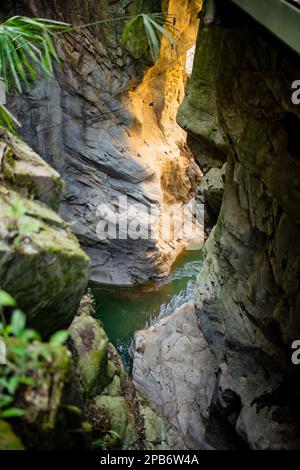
[230,0,300,55]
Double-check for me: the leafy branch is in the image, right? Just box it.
[121,13,177,62]
[0,16,68,132]
[0,289,69,420]
[0,16,69,93]
[4,196,42,246]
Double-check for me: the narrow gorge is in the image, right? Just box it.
[0,0,300,452]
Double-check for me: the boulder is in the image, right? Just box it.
[198,163,226,215]
[68,298,109,398]
[0,188,89,337]
[132,301,218,449]
[3,337,89,450]
[69,294,169,450]
[0,127,63,210]
[92,395,137,450]
[178,3,300,449]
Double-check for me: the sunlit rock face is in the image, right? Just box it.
[2,0,203,286]
[178,2,300,450]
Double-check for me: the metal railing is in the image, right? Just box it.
[230,0,300,55]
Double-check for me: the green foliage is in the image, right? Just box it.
[92,430,120,450]
[0,290,68,420]
[121,13,177,62]
[0,16,69,132]
[49,330,69,346]
[0,103,19,134]
[0,16,69,93]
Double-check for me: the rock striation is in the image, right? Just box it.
[0,125,167,449]
[69,294,169,450]
[2,0,203,287]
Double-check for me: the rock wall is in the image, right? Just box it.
[1,0,203,287]
[182,1,300,449]
[132,302,218,450]
[133,0,300,450]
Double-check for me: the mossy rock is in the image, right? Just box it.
[0,127,64,210]
[139,400,169,450]
[0,421,25,450]
[177,25,228,171]
[69,313,109,398]
[4,337,89,449]
[93,395,137,450]
[0,188,90,337]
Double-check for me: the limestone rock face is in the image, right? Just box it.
[132,301,218,449]
[177,17,228,172]
[179,3,300,450]
[2,0,203,287]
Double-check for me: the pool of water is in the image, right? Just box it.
[92,250,203,369]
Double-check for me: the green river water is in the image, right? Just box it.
[92,249,203,369]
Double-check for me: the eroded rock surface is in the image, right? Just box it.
[184,2,300,450]
[2,0,203,287]
[132,301,218,449]
[197,163,226,216]
[133,1,300,451]
[0,128,64,210]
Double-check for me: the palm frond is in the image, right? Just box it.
[0,103,20,134]
[0,16,69,93]
[121,13,177,62]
